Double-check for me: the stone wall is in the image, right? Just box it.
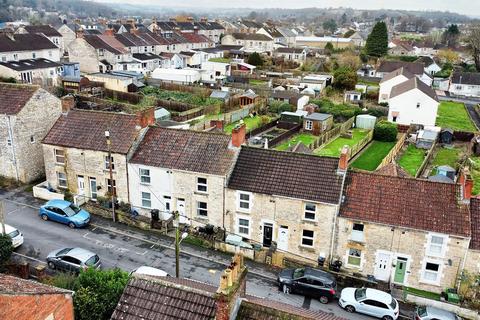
[334,217,470,293]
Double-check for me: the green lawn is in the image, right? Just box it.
[404,287,441,301]
[249,79,268,86]
[436,101,477,132]
[224,115,271,134]
[398,145,427,176]
[429,147,463,175]
[315,129,369,157]
[275,133,317,151]
[470,157,480,196]
[208,57,232,63]
[350,141,396,171]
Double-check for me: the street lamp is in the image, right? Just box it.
[105,130,116,223]
[173,211,188,278]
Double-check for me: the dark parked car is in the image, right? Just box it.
[277,267,337,303]
[47,247,101,273]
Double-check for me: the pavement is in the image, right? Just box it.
[0,188,413,319]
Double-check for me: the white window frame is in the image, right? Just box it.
[197,177,208,193]
[421,260,442,285]
[197,201,208,217]
[347,248,362,268]
[237,216,251,238]
[105,155,114,170]
[304,203,316,221]
[301,229,314,247]
[141,191,152,208]
[54,149,65,164]
[426,233,448,258]
[305,120,313,131]
[139,168,151,184]
[236,191,252,213]
[57,172,67,188]
[351,223,365,242]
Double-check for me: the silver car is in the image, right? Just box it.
[47,247,101,273]
[414,306,461,320]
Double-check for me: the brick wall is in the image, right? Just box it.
[0,293,74,320]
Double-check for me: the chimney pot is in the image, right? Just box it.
[338,145,349,171]
[225,269,233,287]
[61,95,75,114]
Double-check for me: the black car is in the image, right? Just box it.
[277,267,337,304]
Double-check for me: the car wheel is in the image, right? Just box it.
[282,284,291,294]
[41,214,48,221]
[68,222,76,229]
[48,261,56,269]
[345,305,355,313]
[319,296,329,304]
[382,316,393,320]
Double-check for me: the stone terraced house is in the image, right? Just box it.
[0,83,62,183]
[225,146,347,264]
[336,171,472,293]
[465,197,480,275]
[127,126,238,226]
[42,100,154,203]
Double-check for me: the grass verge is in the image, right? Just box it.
[315,129,369,157]
[398,145,426,176]
[275,133,317,151]
[436,101,477,132]
[350,141,396,171]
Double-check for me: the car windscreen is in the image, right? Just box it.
[390,298,397,310]
[293,268,305,279]
[85,255,99,266]
[8,229,19,238]
[56,248,73,256]
[354,288,367,301]
[63,204,81,217]
[417,306,427,317]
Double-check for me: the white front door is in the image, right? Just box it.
[374,251,392,282]
[89,177,97,200]
[277,226,289,251]
[77,176,85,195]
[176,198,189,225]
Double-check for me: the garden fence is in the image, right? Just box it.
[269,124,302,148]
[171,106,205,122]
[416,140,438,178]
[309,116,355,150]
[246,118,279,139]
[349,130,374,158]
[104,89,142,104]
[376,133,407,170]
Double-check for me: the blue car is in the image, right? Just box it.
[39,200,90,228]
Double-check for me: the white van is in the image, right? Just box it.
[0,224,24,248]
[130,266,170,277]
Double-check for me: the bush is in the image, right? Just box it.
[374,120,398,142]
[333,66,358,90]
[268,101,293,114]
[247,52,263,67]
[0,233,13,270]
[310,98,362,122]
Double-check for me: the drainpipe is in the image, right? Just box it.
[457,238,470,291]
[6,115,19,181]
[328,169,347,264]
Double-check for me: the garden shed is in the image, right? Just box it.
[303,113,333,135]
[416,127,440,149]
[356,114,377,130]
[440,128,454,144]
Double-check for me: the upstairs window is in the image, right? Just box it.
[139,168,150,184]
[427,234,447,257]
[141,192,151,208]
[351,223,365,242]
[237,192,252,212]
[197,201,208,217]
[301,230,314,247]
[105,156,115,170]
[197,177,207,192]
[54,149,65,164]
[304,203,316,220]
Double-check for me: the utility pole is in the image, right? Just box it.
[0,201,5,235]
[105,130,116,223]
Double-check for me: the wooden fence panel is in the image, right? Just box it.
[269,125,302,148]
[376,133,407,170]
[246,118,279,139]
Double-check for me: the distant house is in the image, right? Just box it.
[378,67,416,104]
[256,26,286,45]
[221,33,274,53]
[17,25,64,55]
[356,65,376,77]
[389,40,415,56]
[0,274,74,320]
[61,62,80,79]
[295,36,354,49]
[273,47,307,63]
[348,31,365,47]
[387,77,439,126]
[376,60,432,86]
[0,33,61,62]
[0,83,62,183]
[416,56,441,76]
[449,72,480,98]
[0,58,62,86]
[270,90,301,105]
[344,91,362,103]
[57,23,80,54]
[303,112,333,135]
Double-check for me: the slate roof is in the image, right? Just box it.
[0,274,72,295]
[42,109,139,154]
[111,276,217,320]
[377,61,424,75]
[0,58,60,71]
[276,47,305,54]
[380,67,415,84]
[305,113,332,121]
[132,53,160,61]
[83,35,125,55]
[228,147,344,204]
[231,33,273,41]
[390,77,438,102]
[24,25,62,37]
[0,34,58,52]
[451,72,480,85]
[0,83,39,115]
[470,197,480,250]
[340,172,471,237]
[129,127,236,176]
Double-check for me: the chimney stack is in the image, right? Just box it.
[210,120,224,130]
[61,95,75,114]
[338,145,350,172]
[215,253,246,320]
[459,168,473,202]
[303,103,315,115]
[135,107,156,128]
[76,28,84,39]
[104,28,115,36]
[231,123,246,148]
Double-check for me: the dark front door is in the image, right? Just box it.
[263,223,273,247]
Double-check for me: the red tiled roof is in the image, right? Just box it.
[340,172,471,237]
[228,147,344,204]
[470,197,480,250]
[42,109,139,154]
[0,274,72,295]
[129,127,236,176]
[0,83,39,115]
[179,32,211,44]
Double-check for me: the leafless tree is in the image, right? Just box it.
[467,24,480,71]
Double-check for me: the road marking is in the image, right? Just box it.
[12,252,46,264]
[7,207,22,215]
[135,250,148,256]
[83,232,90,239]
[1,198,40,210]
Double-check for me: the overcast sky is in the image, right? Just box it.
[96,0,480,16]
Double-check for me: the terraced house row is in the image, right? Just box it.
[1,84,479,295]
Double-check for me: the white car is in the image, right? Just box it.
[130,266,170,277]
[0,224,23,248]
[339,287,399,320]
